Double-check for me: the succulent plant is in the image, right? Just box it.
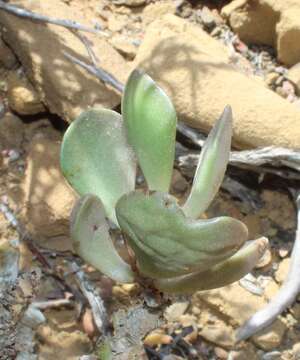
[60,69,268,294]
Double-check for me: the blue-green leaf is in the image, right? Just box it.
[60,108,136,224]
[70,194,135,283]
[122,69,177,192]
[183,106,232,218]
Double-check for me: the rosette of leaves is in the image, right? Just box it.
[60,69,267,294]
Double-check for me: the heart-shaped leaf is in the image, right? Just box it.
[70,194,135,283]
[60,108,136,224]
[183,106,232,219]
[116,191,248,279]
[122,69,177,192]
[155,237,268,293]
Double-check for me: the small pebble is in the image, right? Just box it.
[82,308,96,338]
[144,330,172,346]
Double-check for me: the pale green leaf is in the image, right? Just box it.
[60,108,136,224]
[122,69,177,192]
[70,194,135,283]
[155,237,268,293]
[183,106,232,219]
[116,191,248,279]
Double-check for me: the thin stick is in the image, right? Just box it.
[64,52,124,93]
[32,298,72,310]
[236,193,300,341]
[70,262,109,335]
[0,0,102,34]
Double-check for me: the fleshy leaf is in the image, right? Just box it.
[116,191,248,279]
[122,69,177,192]
[60,108,136,224]
[183,106,232,219]
[70,194,135,283]
[155,237,268,294]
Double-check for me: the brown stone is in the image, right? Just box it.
[0,0,130,122]
[134,15,300,149]
[7,71,45,115]
[222,0,300,66]
[22,135,77,250]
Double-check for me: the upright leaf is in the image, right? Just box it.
[122,69,177,192]
[60,108,136,224]
[183,106,232,219]
[71,194,135,283]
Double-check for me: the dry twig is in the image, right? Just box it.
[69,262,109,335]
[0,0,102,34]
[236,193,300,341]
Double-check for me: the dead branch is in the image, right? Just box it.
[64,52,124,93]
[0,0,104,34]
[32,298,72,310]
[177,123,300,179]
[236,193,300,341]
[69,262,109,335]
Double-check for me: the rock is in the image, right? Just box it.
[264,279,280,301]
[142,1,177,25]
[293,343,300,358]
[107,14,128,32]
[37,326,92,359]
[164,302,189,322]
[281,80,296,97]
[221,0,300,66]
[214,347,228,359]
[228,343,259,360]
[110,35,137,60]
[22,135,77,250]
[287,62,300,95]
[265,72,279,87]
[112,0,146,6]
[0,112,24,150]
[7,72,45,115]
[134,15,300,149]
[143,330,172,346]
[195,282,286,349]
[0,38,17,69]
[198,6,217,30]
[275,258,290,284]
[255,248,272,269]
[199,322,235,348]
[0,0,130,122]
[277,8,300,66]
[252,320,286,350]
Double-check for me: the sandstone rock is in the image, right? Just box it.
[142,1,177,25]
[7,72,45,115]
[0,38,17,69]
[22,135,77,250]
[293,342,300,359]
[287,62,300,95]
[0,0,130,122]
[228,343,259,360]
[199,322,235,348]
[134,15,300,149]
[112,0,146,6]
[37,326,92,359]
[110,35,137,60]
[164,302,189,322]
[252,320,286,350]
[222,0,300,66]
[195,282,286,348]
[0,112,24,150]
[275,258,290,284]
[277,8,300,66]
